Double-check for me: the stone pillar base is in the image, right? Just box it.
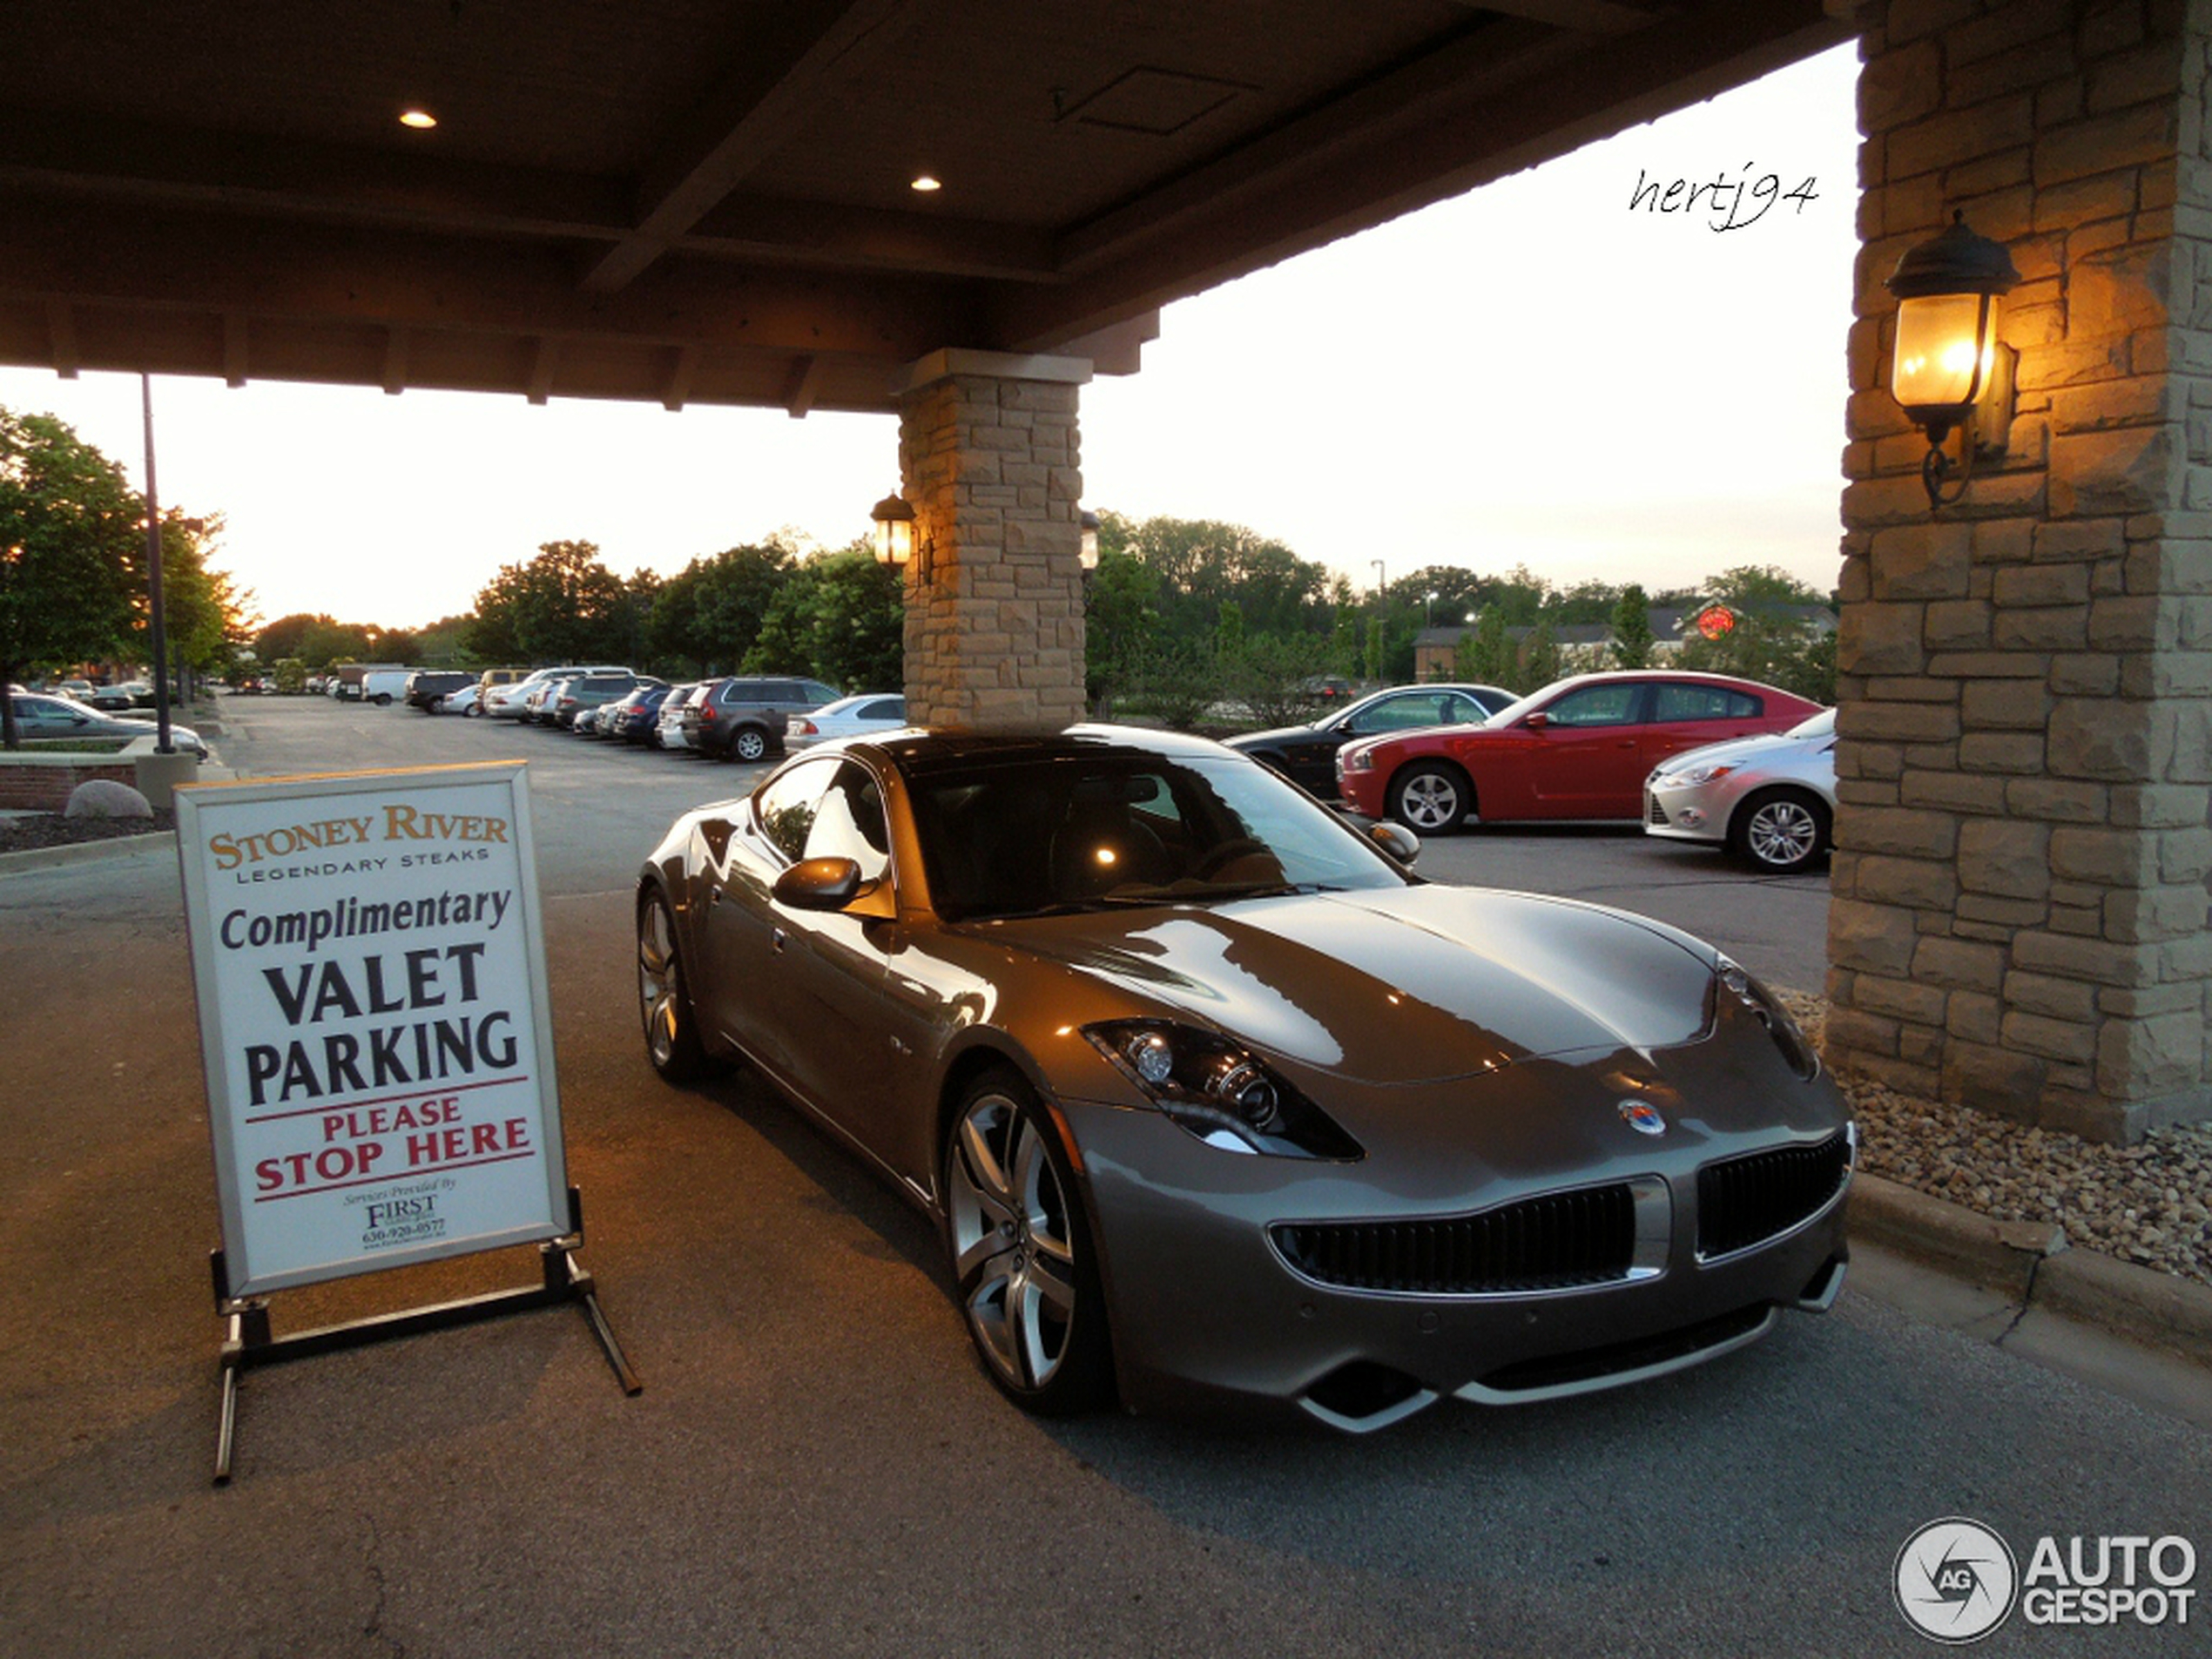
[134,749,200,809]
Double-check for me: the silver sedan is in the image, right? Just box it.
[1643,708,1835,875]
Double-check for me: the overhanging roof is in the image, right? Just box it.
[0,1,1848,415]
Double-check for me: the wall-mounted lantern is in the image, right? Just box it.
[1885,212,2020,512]
[871,492,919,577]
[1079,509,1100,572]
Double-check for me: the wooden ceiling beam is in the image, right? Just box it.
[582,0,919,294]
[1441,0,1663,31]
[0,197,975,361]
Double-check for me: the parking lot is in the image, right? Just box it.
[3,695,2207,1658]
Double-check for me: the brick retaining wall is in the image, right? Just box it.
[0,757,140,811]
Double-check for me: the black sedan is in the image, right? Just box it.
[636,727,1852,1432]
[1227,682,1512,795]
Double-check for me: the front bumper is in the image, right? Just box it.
[1060,1092,1851,1433]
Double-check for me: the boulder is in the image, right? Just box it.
[64,779,154,820]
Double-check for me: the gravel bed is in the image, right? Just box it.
[0,808,176,853]
[1777,989,2212,1291]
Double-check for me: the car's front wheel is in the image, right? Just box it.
[1387,761,1469,833]
[1733,787,1830,875]
[941,1070,1114,1415]
[637,890,710,1081]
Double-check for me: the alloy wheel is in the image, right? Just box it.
[945,1091,1080,1393]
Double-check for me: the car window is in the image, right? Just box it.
[857,698,903,722]
[1346,691,1460,734]
[1540,684,1642,727]
[802,761,892,883]
[905,752,1406,921]
[1651,684,1761,722]
[802,680,840,704]
[753,758,842,862]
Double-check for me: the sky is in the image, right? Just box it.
[0,44,1863,631]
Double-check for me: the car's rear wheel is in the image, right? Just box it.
[730,726,769,763]
[637,890,710,1081]
[941,1070,1114,1415]
[1387,761,1469,833]
[1732,788,1830,875]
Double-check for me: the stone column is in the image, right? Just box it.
[895,349,1089,733]
[1832,0,2212,1142]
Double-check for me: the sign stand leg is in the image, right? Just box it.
[211,1188,640,1486]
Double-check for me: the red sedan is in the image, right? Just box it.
[1335,671,1824,833]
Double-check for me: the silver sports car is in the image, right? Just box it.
[637,727,1853,1432]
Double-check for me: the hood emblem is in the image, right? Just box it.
[1618,1100,1668,1136]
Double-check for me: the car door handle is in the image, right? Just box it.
[772,925,789,953]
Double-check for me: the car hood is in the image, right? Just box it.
[1002,887,1715,1085]
[1650,728,1823,777]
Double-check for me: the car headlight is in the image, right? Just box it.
[1657,760,1738,788]
[1342,748,1373,772]
[1712,954,1819,1081]
[1082,1020,1362,1160]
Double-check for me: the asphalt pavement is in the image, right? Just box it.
[2,696,2208,1658]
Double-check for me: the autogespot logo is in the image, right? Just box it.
[1895,1517,2020,1643]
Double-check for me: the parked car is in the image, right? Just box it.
[684,675,840,761]
[550,671,655,730]
[404,670,476,712]
[1644,707,1837,875]
[1227,682,1513,797]
[656,683,707,752]
[7,692,209,758]
[603,683,674,744]
[435,683,484,717]
[484,664,631,720]
[86,681,155,711]
[1336,671,1824,833]
[786,692,906,750]
[636,727,1851,1430]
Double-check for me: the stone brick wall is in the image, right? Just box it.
[897,354,1088,733]
[1835,0,2212,1141]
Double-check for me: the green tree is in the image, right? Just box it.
[468,539,632,665]
[0,408,142,746]
[1454,610,1515,686]
[1082,546,1162,713]
[1519,618,1561,692]
[1609,583,1655,669]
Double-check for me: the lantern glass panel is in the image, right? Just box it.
[1892,292,1993,415]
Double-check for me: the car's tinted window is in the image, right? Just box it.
[1652,684,1761,722]
[1541,684,1642,727]
[905,753,1406,921]
[858,698,904,722]
[754,758,841,861]
[801,680,840,704]
[1345,691,1469,735]
[802,762,892,883]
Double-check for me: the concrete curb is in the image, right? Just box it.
[0,830,174,875]
[1850,1171,2212,1369]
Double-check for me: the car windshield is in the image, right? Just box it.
[903,749,1412,921]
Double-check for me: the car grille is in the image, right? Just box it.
[1272,1184,1637,1295]
[1696,1132,1851,1260]
[1646,792,1669,826]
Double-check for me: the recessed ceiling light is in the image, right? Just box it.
[400,109,438,130]
[910,173,941,192]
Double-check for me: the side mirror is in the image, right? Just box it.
[1521,711,1549,730]
[773,856,865,911]
[1368,821,1420,866]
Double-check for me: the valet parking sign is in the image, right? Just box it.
[178,764,568,1296]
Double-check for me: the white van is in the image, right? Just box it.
[358,667,415,705]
